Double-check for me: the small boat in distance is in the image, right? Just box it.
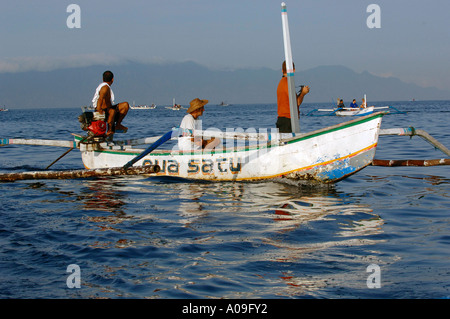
[0,106,9,112]
[219,101,230,106]
[306,95,406,117]
[131,103,156,110]
[165,98,186,110]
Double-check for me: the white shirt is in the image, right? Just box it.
[178,114,201,151]
[92,82,115,108]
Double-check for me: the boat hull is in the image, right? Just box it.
[335,106,374,117]
[79,113,384,183]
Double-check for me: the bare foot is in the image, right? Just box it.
[115,124,128,133]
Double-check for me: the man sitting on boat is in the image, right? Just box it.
[360,98,367,108]
[178,98,220,151]
[276,61,309,133]
[337,99,345,108]
[350,99,358,108]
[92,70,129,138]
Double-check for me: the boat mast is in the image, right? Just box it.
[281,2,300,133]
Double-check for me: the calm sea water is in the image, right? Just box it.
[0,100,449,300]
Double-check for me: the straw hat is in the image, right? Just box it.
[187,98,208,114]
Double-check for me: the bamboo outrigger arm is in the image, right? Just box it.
[1,138,77,148]
[373,127,450,167]
[379,127,450,157]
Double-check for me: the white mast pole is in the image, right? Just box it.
[281,2,300,133]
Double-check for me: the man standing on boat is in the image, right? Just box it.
[276,61,309,133]
[178,98,220,151]
[92,70,129,138]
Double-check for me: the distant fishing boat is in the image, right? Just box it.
[336,106,376,116]
[0,106,8,112]
[130,101,156,110]
[165,98,185,110]
[306,95,405,117]
[219,101,229,106]
[306,105,406,117]
[131,103,156,110]
[165,105,184,110]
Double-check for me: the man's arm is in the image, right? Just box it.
[296,85,310,107]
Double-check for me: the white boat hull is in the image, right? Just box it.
[79,113,384,183]
[335,106,374,117]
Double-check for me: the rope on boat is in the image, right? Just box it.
[0,165,160,182]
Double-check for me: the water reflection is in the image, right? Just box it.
[77,178,131,248]
[78,178,127,214]
[71,176,387,297]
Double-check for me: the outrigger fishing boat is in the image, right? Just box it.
[75,112,383,182]
[306,95,406,117]
[0,3,448,182]
[306,105,406,117]
[165,98,186,111]
[130,104,156,110]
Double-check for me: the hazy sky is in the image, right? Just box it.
[1,0,449,91]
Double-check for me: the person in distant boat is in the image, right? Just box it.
[360,98,367,108]
[92,70,130,138]
[178,98,220,151]
[276,61,310,133]
[350,99,358,108]
[337,99,345,108]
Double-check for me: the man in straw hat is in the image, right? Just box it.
[178,98,220,151]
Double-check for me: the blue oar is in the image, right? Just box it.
[122,130,174,169]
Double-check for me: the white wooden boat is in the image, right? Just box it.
[306,95,405,117]
[306,105,406,117]
[4,111,450,183]
[131,104,156,110]
[165,98,185,110]
[165,106,184,110]
[335,106,375,116]
[75,112,384,183]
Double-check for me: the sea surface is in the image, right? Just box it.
[0,100,449,300]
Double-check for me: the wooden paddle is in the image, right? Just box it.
[122,130,174,169]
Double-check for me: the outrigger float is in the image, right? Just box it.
[0,3,448,182]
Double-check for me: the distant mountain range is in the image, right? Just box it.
[1,61,449,109]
